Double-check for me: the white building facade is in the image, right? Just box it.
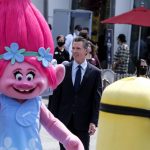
[31,0,137,53]
[32,0,72,25]
[32,0,134,50]
[32,0,150,72]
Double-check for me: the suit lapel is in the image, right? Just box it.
[66,62,74,87]
[80,63,92,89]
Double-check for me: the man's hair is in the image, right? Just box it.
[74,25,82,31]
[56,34,65,42]
[118,34,126,43]
[73,36,88,49]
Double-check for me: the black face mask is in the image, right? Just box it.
[57,41,65,47]
[139,67,147,75]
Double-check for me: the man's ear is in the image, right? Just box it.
[55,64,65,85]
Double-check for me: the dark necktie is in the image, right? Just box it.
[74,65,81,92]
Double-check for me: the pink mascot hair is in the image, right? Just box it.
[0,0,58,89]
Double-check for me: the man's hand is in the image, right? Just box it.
[88,123,96,136]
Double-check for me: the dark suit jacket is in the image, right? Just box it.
[50,61,102,131]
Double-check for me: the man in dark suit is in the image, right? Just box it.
[49,36,102,150]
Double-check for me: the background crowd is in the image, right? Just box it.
[53,25,101,69]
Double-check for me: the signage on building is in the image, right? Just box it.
[105,29,113,68]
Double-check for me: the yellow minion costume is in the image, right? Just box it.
[96,77,150,150]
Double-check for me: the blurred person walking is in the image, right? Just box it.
[112,34,129,74]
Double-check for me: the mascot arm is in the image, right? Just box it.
[40,102,84,150]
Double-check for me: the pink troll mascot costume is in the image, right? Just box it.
[0,0,84,149]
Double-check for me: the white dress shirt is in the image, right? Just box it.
[72,60,87,85]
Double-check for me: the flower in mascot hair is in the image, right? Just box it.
[0,0,84,150]
[37,47,53,67]
[3,43,25,64]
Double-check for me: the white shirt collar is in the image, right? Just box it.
[73,59,87,70]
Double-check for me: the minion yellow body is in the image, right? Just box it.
[96,77,150,150]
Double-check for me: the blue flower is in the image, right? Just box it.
[37,47,53,67]
[1,42,53,67]
[3,43,25,64]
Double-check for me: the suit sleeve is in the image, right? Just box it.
[91,69,102,126]
[48,83,63,117]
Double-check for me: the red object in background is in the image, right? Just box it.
[101,6,150,59]
[101,7,150,27]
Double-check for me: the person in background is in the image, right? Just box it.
[54,35,70,64]
[49,36,102,150]
[86,41,101,68]
[112,34,129,74]
[79,27,90,40]
[136,59,149,78]
[130,38,148,73]
[80,27,100,68]
[65,25,82,59]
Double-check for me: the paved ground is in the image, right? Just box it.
[40,126,98,150]
[40,98,98,150]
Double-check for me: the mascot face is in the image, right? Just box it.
[0,62,48,100]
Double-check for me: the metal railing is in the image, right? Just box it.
[101,69,135,90]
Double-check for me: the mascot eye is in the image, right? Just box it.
[26,71,35,81]
[14,72,23,81]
